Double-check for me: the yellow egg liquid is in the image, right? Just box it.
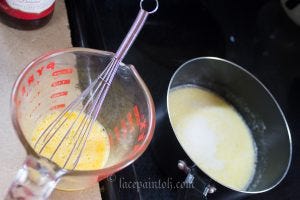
[168,86,257,190]
[31,111,110,170]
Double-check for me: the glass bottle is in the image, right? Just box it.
[0,0,55,30]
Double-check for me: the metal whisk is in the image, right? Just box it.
[33,0,158,170]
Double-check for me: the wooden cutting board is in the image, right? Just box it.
[0,1,101,199]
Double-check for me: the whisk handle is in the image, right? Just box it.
[5,156,66,200]
[114,0,158,61]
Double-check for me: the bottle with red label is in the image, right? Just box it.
[0,0,55,30]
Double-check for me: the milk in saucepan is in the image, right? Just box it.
[168,85,257,190]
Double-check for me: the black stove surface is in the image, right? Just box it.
[65,0,300,199]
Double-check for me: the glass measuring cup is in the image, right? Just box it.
[6,48,155,199]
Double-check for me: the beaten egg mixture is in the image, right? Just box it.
[31,111,110,170]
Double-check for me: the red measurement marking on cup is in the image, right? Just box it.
[16,99,21,106]
[133,105,140,126]
[111,105,145,145]
[27,75,34,85]
[133,144,141,152]
[127,112,134,132]
[21,86,26,96]
[50,104,65,110]
[136,112,147,144]
[137,132,145,142]
[114,127,120,140]
[51,79,70,87]
[50,91,68,99]
[19,61,56,98]
[52,68,73,76]
[28,62,55,86]
[46,62,55,70]
[139,116,147,131]
[121,119,127,139]
[36,66,44,76]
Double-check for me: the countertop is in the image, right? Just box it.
[0,1,101,200]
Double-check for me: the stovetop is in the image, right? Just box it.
[64,0,300,199]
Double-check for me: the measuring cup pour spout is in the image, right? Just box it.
[5,156,66,200]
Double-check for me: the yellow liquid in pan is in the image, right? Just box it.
[31,111,110,170]
[168,86,256,190]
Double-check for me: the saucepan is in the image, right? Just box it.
[152,57,292,199]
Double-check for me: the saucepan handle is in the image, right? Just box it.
[177,160,216,200]
[5,155,66,200]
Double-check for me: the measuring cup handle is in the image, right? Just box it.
[5,155,66,200]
